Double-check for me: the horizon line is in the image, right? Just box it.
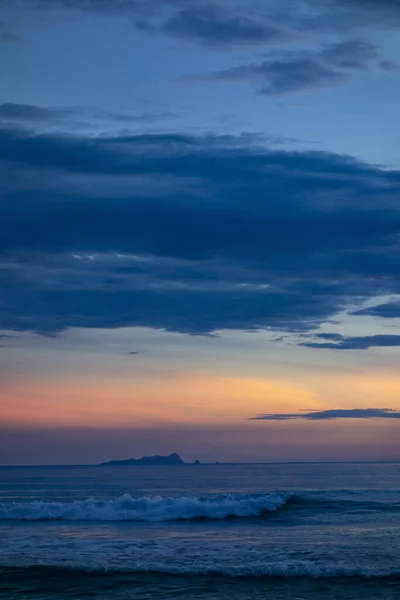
[1,460,400,468]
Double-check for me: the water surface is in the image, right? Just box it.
[1,462,399,599]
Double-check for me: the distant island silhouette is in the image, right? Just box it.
[100,452,185,466]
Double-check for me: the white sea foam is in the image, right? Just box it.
[1,517,399,578]
[1,545,399,579]
[0,492,290,521]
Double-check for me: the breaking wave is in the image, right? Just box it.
[0,492,290,521]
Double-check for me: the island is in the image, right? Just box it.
[100,452,185,466]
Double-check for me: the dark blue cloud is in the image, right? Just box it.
[135,0,400,48]
[3,0,400,34]
[137,3,295,49]
[0,103,179,133]
[319,39,380,69]
[271,0,400,31]
[1,126,400,335]
[0,21,20,42]
[379,60,400,72]
[300,334,400,350]
[336,0,400,20]
[190,39,389,95]
[250,408,400,420]
[1,128,400,262]
[209,57,347,95]
[109,110,178,123]
[14,0,294,49]
[352,301,400,319]
[0,103,72,122]
[0,276,345,335]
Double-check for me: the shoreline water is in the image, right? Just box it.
[1,463,399,599]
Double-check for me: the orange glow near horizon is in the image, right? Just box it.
[1,371,322,427]
[2,366,400,429]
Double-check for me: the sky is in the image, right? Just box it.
[1,0,400,465]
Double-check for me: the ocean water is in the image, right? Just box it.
[0,463,400,599]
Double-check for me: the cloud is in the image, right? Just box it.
[137,0,400,42]
[379,60,400,72]
[314,333,344,341]
[0,103,74,122]
[0,21,20,42]
[14,0,399,51]
[109,111,178,123]
[188,39,391,95]
[318,39,380,69]
[0,277,347,335]
[326,0,400,25]
[0,103,178,133]
[137,3,296,49]
[4,0,293,49]
[0,0,172,16]
[208,56,347,95]
[250,408,400,420]
[3,0,400,36]
[266,0,400,32]
[353,301,400,319]
[300,334,400,350]
[1,126,400,335]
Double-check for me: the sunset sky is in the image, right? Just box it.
[1,0,400,465]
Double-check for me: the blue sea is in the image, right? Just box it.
[1,462,400,599]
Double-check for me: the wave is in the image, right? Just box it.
[0,492,290,521]
[290,496,400,513]
[2,492,399,522]
[1,562,400,579]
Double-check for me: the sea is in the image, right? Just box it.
[0,462,400,599]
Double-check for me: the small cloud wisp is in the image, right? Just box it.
[250,408,400,421]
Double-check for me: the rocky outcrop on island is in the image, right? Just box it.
[100,452,185,466]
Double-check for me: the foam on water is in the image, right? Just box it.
[0,492,290,521]
[2,523,399,579]
[1,549,399,579]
